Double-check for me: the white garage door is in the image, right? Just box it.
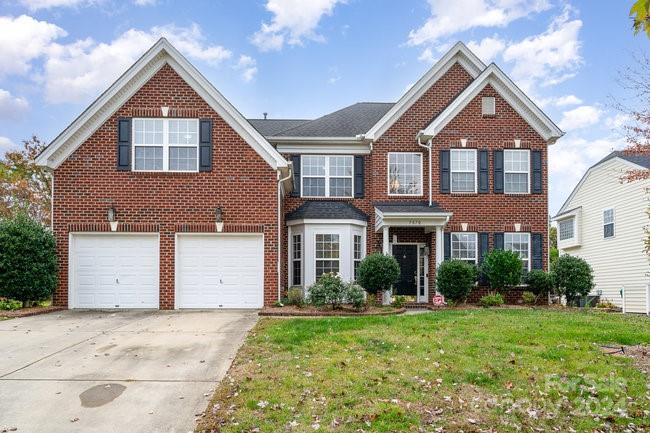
[176,234,264,308]
[70,234,159,309]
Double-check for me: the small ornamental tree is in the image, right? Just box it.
[551,255,594,304]
[0,214,57,306]
[480,249,522,294]
[356,253,400,300]
[436,259,477,303]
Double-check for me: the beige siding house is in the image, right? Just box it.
[554,152,650,314]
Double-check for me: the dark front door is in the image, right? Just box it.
[392,244,418,296]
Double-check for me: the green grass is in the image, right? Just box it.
[197,309,650,433]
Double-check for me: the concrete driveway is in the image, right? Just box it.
[0,310,258,433]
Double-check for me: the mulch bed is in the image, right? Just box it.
[0,306,65,319]
[259,305,405,317]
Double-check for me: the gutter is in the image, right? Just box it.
[417,132,433,207]
[276,164,293,302]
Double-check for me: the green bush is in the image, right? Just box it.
[551,255,594,303]
[391,295,407,308]
[521,291,536,305]
[287,287,304,307]
[524,270,553,296]
[0,298,22,311]
[478,293,504,307]
[356,253,400,295]
[307,273,350,309]
[346,283,366,311]
[0,214,57,306]
[480,249,522,293]
[436,259,477,303]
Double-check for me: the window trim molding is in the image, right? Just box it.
[450,149,478,194]
[131,117,199,173]
[314,232,341,278]
[450,231,478,263]
[387,151,424,197]
[603,207,615,239]
[300,155,354,198]
[504,232,531,271]
[503,149,531,194]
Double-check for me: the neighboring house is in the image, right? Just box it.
[553,152,650,314]
[36,38,562,310]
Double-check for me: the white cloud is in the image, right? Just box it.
[417,47,435,64]
[0,136,17,154]
[251,0,344,51]
[407,0,550,47]
[605,113,629,130]
[502,6,583,92]
[467,36,506,63]
[133,0,156,5]
[0,89,29,119]
[558,105,602,131]
[0,15,66,77]
[537,94,583,108]
[44,23,232,103]
[18,0,94,10]
[234,55,257,82]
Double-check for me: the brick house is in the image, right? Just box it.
[36,38,562,309]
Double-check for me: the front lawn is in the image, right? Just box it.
[197,309,650,432]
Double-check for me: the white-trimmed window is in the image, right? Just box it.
[558,218,574,241]
[603,208,615,238]
[388,152,422,195]
[450,149,477,193]
[315,234,340,277]
[133,118,199,172]
[505,232,530,271]
[301,156,353,197]
[451,232,478,264]
[353,234,362,279]
[292,234,302,286]
[504,150,529,194]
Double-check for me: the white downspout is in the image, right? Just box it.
[417,134,433,206]
[277,166,293,302]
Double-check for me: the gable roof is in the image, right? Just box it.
[36,38,288,170]
[364,42,485,141]
[420,63,564,143]
[248,118,311,136]
[554,150,650,217]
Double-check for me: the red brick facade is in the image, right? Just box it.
[52,64,279,309]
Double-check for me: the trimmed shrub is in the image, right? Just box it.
[478,293,504,307]
[524,270,553,296]
[551,255,594,304]
[346,283,366,311]
[436,259,477,303]
[307,273,348,309]
[356,253,400,296]
[0,214,57,307]
[480,249,522,293]
[391,295,407,308]
[287,287,304,307]
[0,298,22,311]
[521,291,536,305]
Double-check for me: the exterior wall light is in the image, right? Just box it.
[215,207,224,232]
[107,207,118,232]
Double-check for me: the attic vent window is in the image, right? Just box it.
[482,97,496,116]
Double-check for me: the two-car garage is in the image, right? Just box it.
[68,233,264,309]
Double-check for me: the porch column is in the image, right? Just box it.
[382,226,390,254]
[435,225,443,267]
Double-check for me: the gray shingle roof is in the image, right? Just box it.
[286,201,368,222]
[262,102,394,138]
[374,201,448,214]
[248,119,310,136]
[599,150,650,169]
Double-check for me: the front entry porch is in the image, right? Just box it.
[374,202,452,304]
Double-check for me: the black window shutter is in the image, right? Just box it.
[199,119,213,172]
[478,232,489,285]
[478,150,489,193]
[117,117,131,171]
[291,155,301,197]
[443,232,451,261]
[531,150,542,194]
[440,150,450,194]
[531,233,543,270]
[493,150,503,193]
[354,155,364,198]
[494,232,504,250]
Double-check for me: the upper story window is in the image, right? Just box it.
[301,155,353,197]
[388,152,422,195]
[451,232,477,264]
[504,149,529,194]
[450,149,477,193]
[505,232,530,271]
[558,218,574,241]
[133,118,199,172]
[603,208,615,238]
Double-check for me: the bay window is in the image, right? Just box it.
[558,218,575,241]
[315,234,340,277]
[292,234,302,286]
[133,118,199,172]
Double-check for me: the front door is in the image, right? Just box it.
[392,244,418,296]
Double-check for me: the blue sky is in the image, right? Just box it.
[0,0,647,213]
